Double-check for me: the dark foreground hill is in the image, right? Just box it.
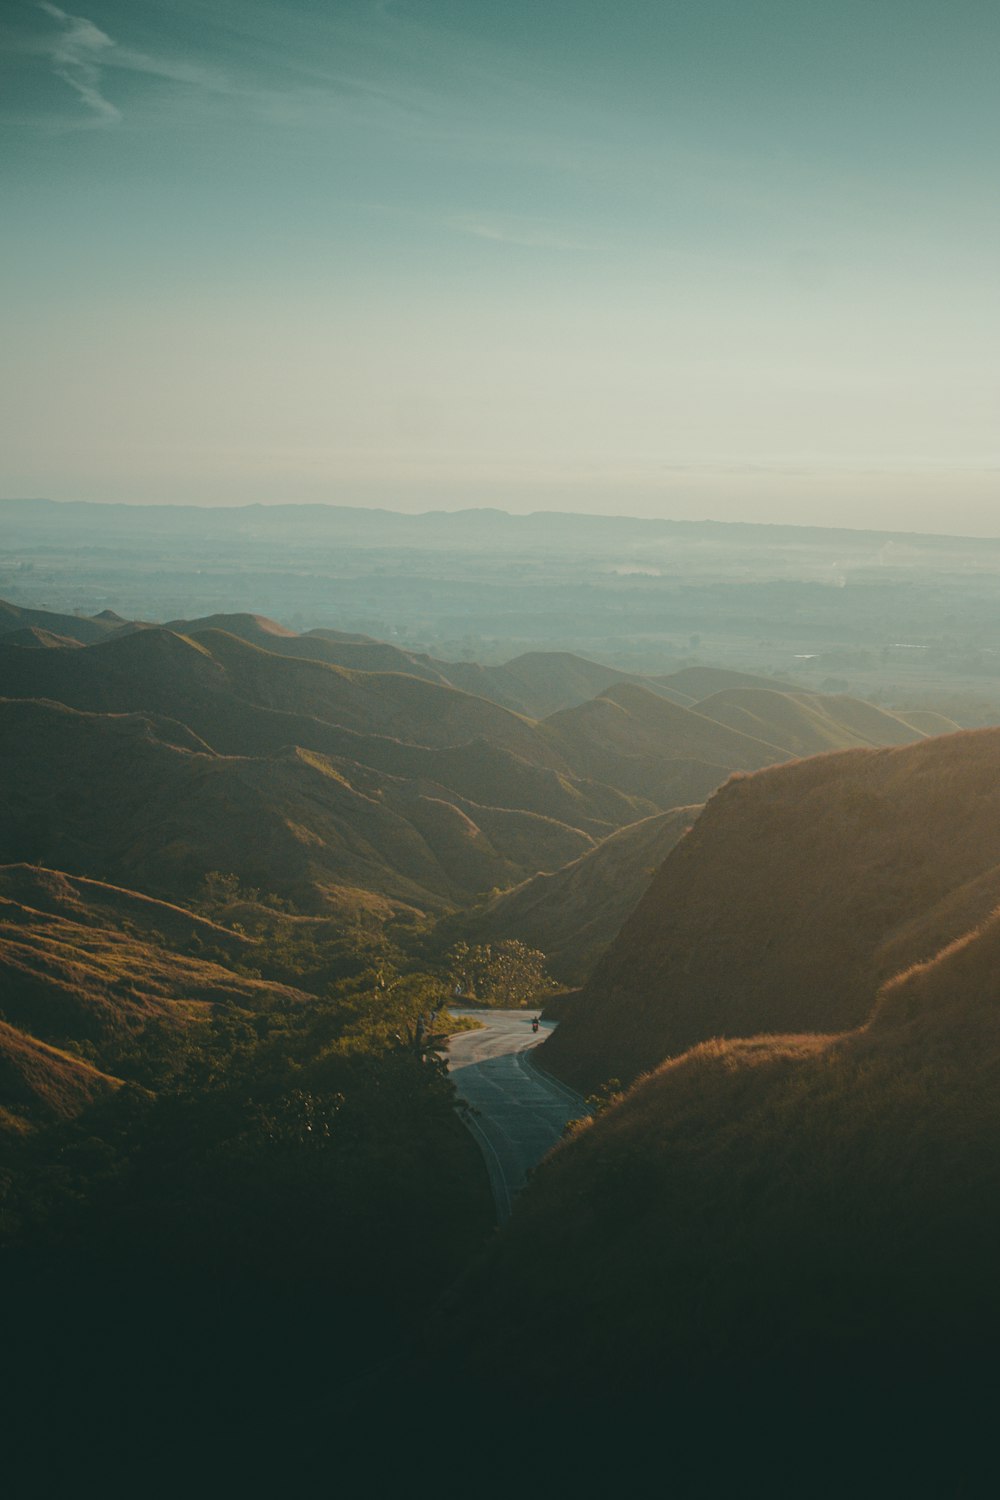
[544,728,1000,1091]
[437,905,1000,1391]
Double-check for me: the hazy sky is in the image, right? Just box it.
[2,1,998,531]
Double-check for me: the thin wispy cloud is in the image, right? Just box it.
[34,2,234,126]
[450,215,584,251]
[38,2,120,123]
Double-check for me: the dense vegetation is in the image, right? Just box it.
[2,930,494,1478]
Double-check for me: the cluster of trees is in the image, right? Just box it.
[446,939,552,1008]
[1,877,557,1464]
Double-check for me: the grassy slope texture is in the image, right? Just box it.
[0,864,312,1126]
[437,732,1000,1393]
[440,909,1000,1389]
[462,806,702,985]
[544,728,1000,1091]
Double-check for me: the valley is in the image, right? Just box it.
[4,516,1000,1478]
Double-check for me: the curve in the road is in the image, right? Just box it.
[446,1008,588,1225]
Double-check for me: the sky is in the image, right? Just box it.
[2,0,998,532]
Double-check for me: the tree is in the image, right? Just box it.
[447,940,552,1008]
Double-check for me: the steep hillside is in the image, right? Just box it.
[162,611,296,645]
[444,651,683,719]
[0,891,311,1051]
[694,687,925,756]
[0,628,797,836]
[0,599,126,646]
[464,806,701,983]
[442,908,1000,1387]
[542,682,788,801]
[0,627,559,767]
[3,626,82,649]
[0,699,591,913]
[543,728,1000,1091]
[163,615,690,717]
[654,665,798,700]
[0,865,252,956]
[895,708,963,735]
[0,1019,122,1128]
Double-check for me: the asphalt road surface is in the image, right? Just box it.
[446,1008,588,1225]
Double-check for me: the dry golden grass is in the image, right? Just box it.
[695,686,924,757]
[0,1017,123,1124]
[545,727,1000,1090]
[441,906,1000,1387]
[0,889,312,1089]
[469,806,701,983]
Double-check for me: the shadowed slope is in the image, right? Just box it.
[544,728,1000,1091]
[162,614,701,717]
[694,687,926,756]
[542,682,789,803]
[464,806,701,984]
[0,627,561,767]
[0,628,793,831]
[439,907,1000,1388]
[162,611,296,644]
[0,865,252,957]
[442,651,689,719]
[0,1020,122,1128]
[654,665,799,700]
[0,599,125,647]
[0,699,591,913]
[3,626,82,650]
[0,894,311,1050]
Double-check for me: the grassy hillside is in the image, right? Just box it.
[163,616,702,717]
[438,905,1000,1389]
[0,598,122,646]
[654,665,799,699]
[538,683,790,807]
[0,698,600,915]
[0,1019,123,1129]
[462,806,701,984]
[0,864,252,953]
[0,888,310,1053]
[0,624,827,930]
[694,687,925,756]
[0,626,559,764]
[544,727,1000,1091]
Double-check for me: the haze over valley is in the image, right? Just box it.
[5,0,1000,1483]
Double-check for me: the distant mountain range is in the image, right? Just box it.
[0,598,933,920]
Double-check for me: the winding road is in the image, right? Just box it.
[446,1008,588,1224]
